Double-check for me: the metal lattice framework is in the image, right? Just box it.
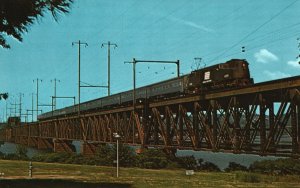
[1,77,300,157]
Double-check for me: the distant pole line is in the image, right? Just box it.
[101,41,117,96]
[72,40,88,117]
[31,93,34,122]
[18,93,24,120]
[51,79,60,111]
[33,78,42,119]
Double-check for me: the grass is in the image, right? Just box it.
[0,160,300,187]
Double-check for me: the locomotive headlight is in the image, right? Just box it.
[224,74,230,78]
[242,63,246,69]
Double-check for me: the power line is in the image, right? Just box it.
[33,78,42,118]
[211,0,299,63]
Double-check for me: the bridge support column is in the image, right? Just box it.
[233,97,241,152]
[211,100,218,150]
[268,102,275,152]
[15,136,21,144]
[193,103,200,149]
[259,94,266,155]
[81,142,100,156]
[37,138,53,150]
[5,129,12,142]
[291,103,298,154]
[28,137,38,148]
[298,105,300,153]
[53,139,75,153]
[20,136,28,146]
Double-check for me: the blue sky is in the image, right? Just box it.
[1,0,300,121]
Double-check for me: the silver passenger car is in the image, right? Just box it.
[38,76,185,120]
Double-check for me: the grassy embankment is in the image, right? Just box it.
[0,159,300,188]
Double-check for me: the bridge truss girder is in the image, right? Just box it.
[1,87,300,157]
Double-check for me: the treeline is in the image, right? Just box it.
[1,144,300,175]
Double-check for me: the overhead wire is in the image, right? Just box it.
[96,0,165,42]
[85,0,141,41]
[210,0,299,63]
[160,0,252,54]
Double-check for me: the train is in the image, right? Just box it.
[38,59,253,120]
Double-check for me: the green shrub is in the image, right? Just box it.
[94,144,113,166]
[236,172,261,183]
[249,158,300,175]
[43,152,71,163]
[198,161,220,172]
[31,153,47,162]
[111,143,136,167]
[176,156,198,170]
[137,149,169,169]
[3,153,20,160]
[65,154,86,164]
[16,144,28,160]
[225,162,248,172]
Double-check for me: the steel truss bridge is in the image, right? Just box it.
[1,76,300,157]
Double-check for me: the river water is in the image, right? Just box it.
[0,142,279,170]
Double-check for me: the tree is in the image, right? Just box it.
[16,144,28,159]
[111,143,136,167]
[224,162,248,172]
[0,0,73,48]
[176,156,198,170]
[0,93,8,100]
[197,159,220,172]
[137,149,169,169]
[95,144,113,166]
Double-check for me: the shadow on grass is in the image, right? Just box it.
[0,179,132,188]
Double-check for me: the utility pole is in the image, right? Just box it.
[5,101,8,122]
[125,59,180,144]
[8,107,14,117]
[18,93,24,118]
[51,79,60,110]
[33,79,42,118]
[101,41,117,96]
[72,40,88,117]
[297,38,300,64]
[31,93,34,122]
[10,102,18,117]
